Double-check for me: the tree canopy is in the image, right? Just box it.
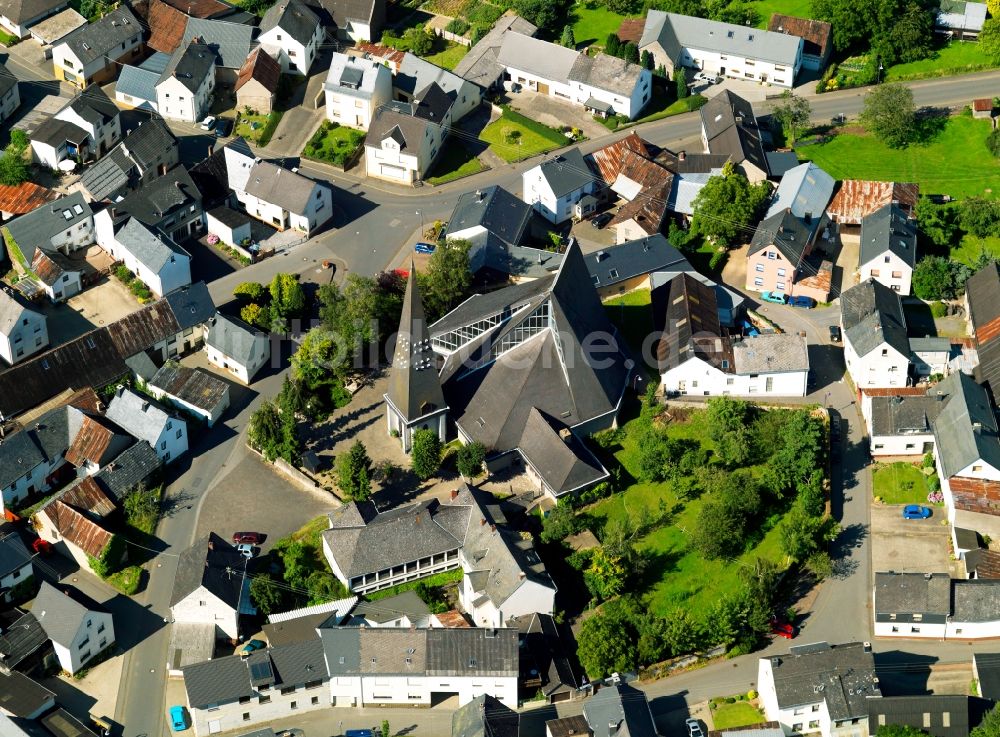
[860,83,917,149]
[410,429,442,480]
[772,91,811,145]
[337,440,373,502]
[691,162,771,247]
[419,239,472,323]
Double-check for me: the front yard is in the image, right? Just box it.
[479,108,568,163]
[712,697,767,730]
[423,40,469,70]
[302,121,366,168]
[873,462,938,505]
[426,144,486,185]
[886,40,999,82]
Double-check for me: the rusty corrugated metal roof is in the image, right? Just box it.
[587,132,650,185]
[65,416,118,468]
[61,477,116,517]
[0,182,58,215]
[827,180,919,225]
[41,500,113,559]
[106,300,181,358]
[354,42,405,69]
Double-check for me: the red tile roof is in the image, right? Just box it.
[974,98,993,112]
[616,18,645,44]
[436,610,471,627]
[41,500,113,559]
[0,182,58,215]
[950,476,1000,516]
[141,0,189,53]
[767,14,832,59]
[159,0,235,18]
[236,47,281,93]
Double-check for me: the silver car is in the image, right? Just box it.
[686,719,704,737]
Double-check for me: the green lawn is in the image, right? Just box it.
[886,41,999,82]
[424,40,469,70]
[632,92,707,125]
[952,235,1000,266]
[302,121,366,167]
[426,144,487,185]
[712,700,767,730]
[570,1,628,47]
[479,108,569,163]
[796,116,1000,199]
[873,462,930,504]
[750,0,814,27]
[604,289,653,371]
[235,113,270,143]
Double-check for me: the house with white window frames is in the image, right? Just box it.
[32,580,115,675]
[155,39,216,124]
[0,525,33,601]
[0,289,47,365]
[105,387,189,464]
[204,313,271,384]
[257,0,323,74]
[521,149,597,225]
[51,6,142,88]
[858,204,917,296]
[170,533,252,640]
[841,279,912,389]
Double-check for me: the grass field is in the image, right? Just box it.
[712,700,767,730]
[952,235,1000,266]
[426,144,486,184]
[750,0,814,27]
[873,462,930,504]
[630,91,707,126]
[302,122,365,167]
[235,113,270,143]
[796,116,1000,199]
[604,289,653,367]
[480,108,568,162]
[886,41,999,82]
[570,1,627,47]
[424,40,469,70]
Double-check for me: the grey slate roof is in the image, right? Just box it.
[0,525,32,581]
[448,185,532,247]
[114,165,200,228]
[0,62,16,99]
[568,52,646,98]
[748,209,811,264]
[4,192,91,264]
[932,371,1000,479]
[453,13,537,88]
[766,151,800,177]
[170,532,248,609]
[123,116,178,171]
[268,637,326,686]
[367,104,436,151]
[181,17,254,69]
[859,203,918,268]
[162,280,216,329]
[105,387,179,448]
[31,581,105,648]
[873,571,951,622]
[0,611,48,668]
[870,394,946,436]
[868,695,978,737]
[30,116,88,148]
[497,31,577,82]
[325,53,386,98]
[0,0,66,25]
[159,39,216,93]
[765,642,880,719]
[699,91,768,173]
[116,53,170,104]
[0,430,46,490]
[583,684,658,737]
[586,234,690,287]
[150,363,228,411]
[975,652,1000,700]
[58,6,140,66]
[0,669,54,718]
[452,695,519,737]
[94,440,162,502]
[182,653,254,708]
[395,51,477,105]
[243,161,321,215]
[205,312,265,366]
[765,162,835,220]
[351,589,432,625]
[431,275,553,336]
[516,408,608,495]
[952,580,1000,621]
[537,149,593,198]
[115,217,188,273]
[0,287,39,337]
[259,0,320,46]
[840,279,910,359]
[732,333,808,374]
[640,11,802,66]
[79,147,132,201]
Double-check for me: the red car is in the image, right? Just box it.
[770,620,796,639]
[232,532,263,545]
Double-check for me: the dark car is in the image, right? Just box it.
[789,295,816,309]
[591,212,613,229]
[214,118,233,137]
[829,325,842,342]
[232,531,263,545]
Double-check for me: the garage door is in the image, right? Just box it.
[379,163,409,181]
[537,82,549,94]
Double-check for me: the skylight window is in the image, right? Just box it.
[73,204,83,215]
[62,210,72,220]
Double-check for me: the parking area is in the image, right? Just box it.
[503,88,610,140]
[66,277,139,326]
[870,505,958,576]
[571,216,618,251]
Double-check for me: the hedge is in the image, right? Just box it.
[257,110,285,147]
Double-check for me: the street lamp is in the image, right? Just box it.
[416,210,424,237]
[876,58,884,84]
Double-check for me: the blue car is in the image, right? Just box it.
[214,118,232,137]
[760,291,787,304]
[241,638,266,654]
[169,705,187,731]
[414,242,436,254]
[903,504,932,519]
[789,295,816,309]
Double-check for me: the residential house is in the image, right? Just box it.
[932,371,1000,535]
[0,525,33,601]
[841,279,911,389]
[262,596,358,646]
[0,669,55,719]
[0,289,48,365]
[654,272,809,396]
[858,204,917,295]
[861,388,944,457]
[170,532,252,640]
[94,440,163,502]
[237,161,332,236]
[324,52,391,130]
[257,0,323,74]
[510,612,580,704]
[0,0,67,39]
[347,590,439,628]
[364,91,451,184]
[110,165,204,243]
[78,116,180,202]
[26,6,86,48]
[496,32,652,119]
[105,387,189,463]
[0,182,58,221]
[33,478,118,575]
[965,262,1000,397]
[936,0,987,39]
[205,205,252,247]
[204,313,271,384]
[639,11,803,87]
[0,63,19,124]
[189,136,259,207]
[156,39,216,124]
[426,241,628,498]
[767,15,832,71]
[32,581,114,675]
[453,695,519,737]
[0,404,85,511]
[148,363,231,426]
[826,180,919,236]
[381,50,481,123]
[306,0,385,42]
[699,91,769,181]
[95,217,192,297]
[868,695,988,737]
[235,48,281,115]
[180,17,255,86]
[757,641,880,737]
[454,12,537,90]
[30,85,122,168]
[115,52,171,111]
[581,685,659,737]
[586,234,692,299]
[522,149,597,225]
[456,486,556,628]
[874,571,1000,639]
[64,413,133,476]
[52,6,143,88]
[974,653,1000,700]
[0,609,52,672]
[649,268,745,328]
[0,282,215,421]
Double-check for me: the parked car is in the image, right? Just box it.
[686,719,704,737]
[591,212,613,229]
[693,71,717,84]
[215,118,233,137]
[789,295,816,309]
[198,115,216,130]
[241,639,266,654]
[278,731,306,737]
[770,619,796,639]
[232,531,263,545]
[760,291,787,304]
[237,543,256,559]
[829,325,842,342]
[414,242,436,254]
[903,505,932,520]
[169,705,188,731]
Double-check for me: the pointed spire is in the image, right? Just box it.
[385,265,446,422]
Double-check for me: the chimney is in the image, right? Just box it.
[480,517,486,526]
[558,427,572,443]
[678,150,686,161]
[207,144,214,158]
[476,189,483,202]
[973,421,983,432]
[450,488,459,500]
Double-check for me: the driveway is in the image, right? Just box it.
[504,89,609,140]
[870,504,957,575]
[66,277,139,327]
[263,105,325,158]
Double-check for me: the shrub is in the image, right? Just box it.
[708,249,728,271]
[466,2,501,24]
[445,17,469,34]
[988,129,1000,158]
[931,301,948,318]
[114,264,134,284]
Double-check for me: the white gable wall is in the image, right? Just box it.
[172,585,239,639]
[157,72,214,124]
[0,306,47,364]
[859,251,913,296]
[843,336,910,389]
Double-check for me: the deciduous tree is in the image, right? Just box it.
[576,610,638,679]
[249,573,283,614]
[772,91,811,145]
[691,162,771,246]
[860,83,916,149]
[419,239,471,322]
[248,401,283,461]
[456,441,486,478]
[410,429,442,480]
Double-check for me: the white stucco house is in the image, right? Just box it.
[521,149,597,225]
[148,364,231,427]
[94,214,192,297]
[324,52,391,130]
[204,313,271,384]
[364,89,450,185]
[30,85,122,169]
[155,39,216,124]
[170,533,252,640]
[257,0,323,74]
[0,0,67,39]
[858,203,917,296]
[236,161,332,236]
[105,387,189,464]
[874,571,1000,640]
[0,527,33,601]
[0,289,48,365]
[51,6,142,88]
[33,581,115,675]
[861,388,942,458]
[0,63,20,125]
[841,279,911,389]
